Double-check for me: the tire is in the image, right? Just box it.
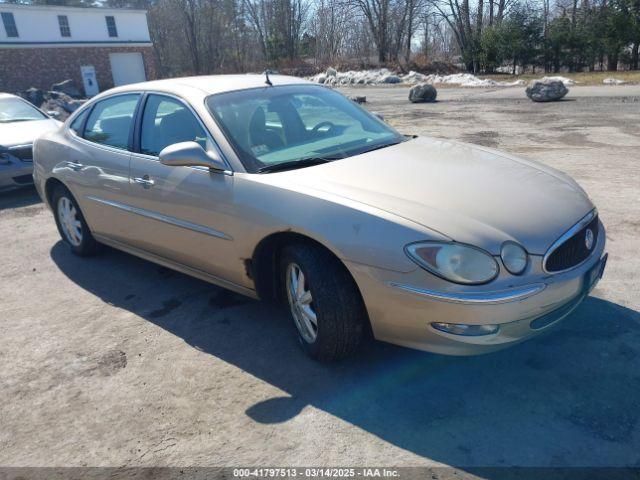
[280,243,367,361]
[51,184,101,257]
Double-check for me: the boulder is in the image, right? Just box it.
[525,79,568,102]
[350,95,366,104]
[22,87,44,107]
[409,83,437,103]
[51,79,82,99]
[381,74,401,84]
[326,67,337,77]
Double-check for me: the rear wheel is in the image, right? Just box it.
[52,185,101,256]
[280,244,367,361]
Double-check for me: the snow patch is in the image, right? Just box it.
[308,69,582,88]
[403,71,525,87]
[309,68,525,87]
[603,77,626,85]
[538,76,576,86]
[310,68,402,86]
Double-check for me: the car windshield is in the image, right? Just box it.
[206,85,405,173]
[0,97,47,123]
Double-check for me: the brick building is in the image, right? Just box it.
[0,4,156,96]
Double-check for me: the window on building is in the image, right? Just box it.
[105,15,118,37]
[1,12,19,38]
[58,15,71,37]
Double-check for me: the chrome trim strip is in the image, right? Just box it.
[389,282,546,304]
[86,196,233,241]
[542,209,598,274]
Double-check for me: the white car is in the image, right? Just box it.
[0,93,61,191]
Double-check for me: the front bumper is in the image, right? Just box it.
[0,152,33,190]
[346,222,607,355]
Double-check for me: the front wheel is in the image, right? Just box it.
[280,244,367,361]
[52,185,101,256]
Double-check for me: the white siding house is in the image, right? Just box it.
[0,4,156,95]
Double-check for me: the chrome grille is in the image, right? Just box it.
[545,214,599,272]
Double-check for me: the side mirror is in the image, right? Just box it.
[47,110,61,119]
[159,141,226,171]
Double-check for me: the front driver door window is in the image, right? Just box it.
[140,95,209,156]
[127,94,240,284]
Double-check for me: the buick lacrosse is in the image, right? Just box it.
[33,75,607,361]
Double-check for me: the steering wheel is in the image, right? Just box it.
[311,121,336,135]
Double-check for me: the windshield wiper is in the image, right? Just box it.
[257,155,340,173]
[356,139,405,156]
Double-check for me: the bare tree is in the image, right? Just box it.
[244,0,309,61]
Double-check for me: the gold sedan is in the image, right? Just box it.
[33,75,607,361]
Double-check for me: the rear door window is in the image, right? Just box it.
[83,94,140,150]
[69,108,89,135]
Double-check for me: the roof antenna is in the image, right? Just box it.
[264,70,273,86]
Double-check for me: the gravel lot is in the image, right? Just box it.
[1,85,639,472]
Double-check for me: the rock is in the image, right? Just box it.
[603,77,625,85]
[409,84,437,103]
[49,92,85,113]
[381,74,401,84]
[350,96,366,104]
[525,79,568,102]
[40,100,68,120]
[326,67,337,77]
[51,79,82,99]
[313,73,327,84]
[22,87,44,107]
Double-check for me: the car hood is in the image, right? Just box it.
[0,119,61,147]
[270,137,594,255]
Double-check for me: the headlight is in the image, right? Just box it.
[500,241,528,275]
[405,242,499,285]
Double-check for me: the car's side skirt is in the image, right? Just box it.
[93,234,259,300]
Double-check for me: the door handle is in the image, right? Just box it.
[67,161,84,171]
[133,175,155,188]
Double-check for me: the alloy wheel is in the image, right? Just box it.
[57,196,83,247]
[286,262,318,343]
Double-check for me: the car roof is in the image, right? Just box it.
[0,93,21,100]
[104,74,315,98]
